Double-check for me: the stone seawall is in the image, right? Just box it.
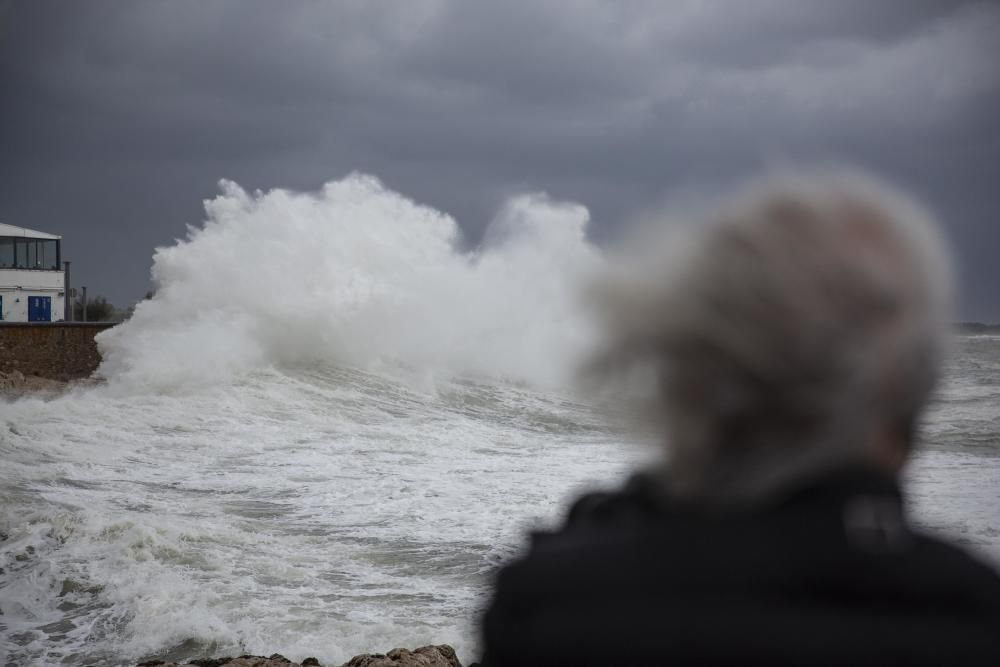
[0,322,115,381]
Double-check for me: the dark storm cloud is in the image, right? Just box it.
[1,0,998,319]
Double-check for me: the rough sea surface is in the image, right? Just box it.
[1,365,638,666]
[2,177,998,666]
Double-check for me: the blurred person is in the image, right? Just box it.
[479,172,1000,665]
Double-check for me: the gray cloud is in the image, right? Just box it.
[1,0,998,319]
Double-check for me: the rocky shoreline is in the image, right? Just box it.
[136,645,469,667]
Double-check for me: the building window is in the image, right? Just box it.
[0,237,60,270]
[40,239,59,269]
[0,239,12,268]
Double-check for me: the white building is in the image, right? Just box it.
[0,223,65,322]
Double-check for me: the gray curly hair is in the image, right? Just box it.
[590,171,954,504]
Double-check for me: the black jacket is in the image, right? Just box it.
[480,467,1000,665]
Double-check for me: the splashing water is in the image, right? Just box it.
[96,174,602,392]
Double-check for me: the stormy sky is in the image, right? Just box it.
[1,1,998,320]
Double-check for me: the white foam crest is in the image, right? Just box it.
[96,174,602,393]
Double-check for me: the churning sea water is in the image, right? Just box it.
[1,176,998,666]
[0,366,639,666]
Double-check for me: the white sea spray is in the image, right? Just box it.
[96,174,602,393]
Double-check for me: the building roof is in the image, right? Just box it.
[0,223,61,240]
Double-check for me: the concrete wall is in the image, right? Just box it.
[0,269,66,322]
[0,322,114,380]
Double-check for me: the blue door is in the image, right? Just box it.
[28,296,51,322]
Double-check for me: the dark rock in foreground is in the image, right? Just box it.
[343,645,461,667]
[137,644,462,667]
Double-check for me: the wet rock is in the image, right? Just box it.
[341,645,461,667]
[137,657,292,667]
[134,644,460,667]
[231,657,293,667]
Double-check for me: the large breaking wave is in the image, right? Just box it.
[96,174,603,392]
